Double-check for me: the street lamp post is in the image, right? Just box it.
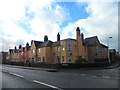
[107,37,112,64]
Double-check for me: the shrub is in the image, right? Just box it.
[76,56,87,64]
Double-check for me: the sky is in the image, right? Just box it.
[0,0,119,53]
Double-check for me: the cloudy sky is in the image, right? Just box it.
[0,0,119,52]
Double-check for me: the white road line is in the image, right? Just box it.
[9,72,12,74]
[33,80,62,90]
[2,70,7,73]
[102,76,110,79]
[9,72,23,78]
[80,74,86,76]
[115,78,119,80]
[90,75,97,77]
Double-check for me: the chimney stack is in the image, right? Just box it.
[76,27,80,40]
[81,33,84,41]
[44,35,48,42]
[57,33,60,41]
[31,40,33,45]
[14,46,17,52]
[19,45,22,49]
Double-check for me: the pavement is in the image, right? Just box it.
[3,63,119,72]
[3,64,60,72]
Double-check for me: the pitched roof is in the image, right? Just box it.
[109,49,116,52]
[33,40,53,48]
[61,38,77,41]
[39,40,53,47]
[100,43,108,48]
[85,36,99,46]
[34,41,43,48]
[26,46,31,50]
[51,41,60,47]
[51,38,77,47]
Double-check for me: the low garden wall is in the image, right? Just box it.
[2,60,110,69]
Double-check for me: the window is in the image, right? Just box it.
[68,44,72,51]
[62,56,64,62]
[96,47,99,51]
[21,52,23,55]
[57,47,60,51]
[57,56,60,63]
[62,45,65,51]
[38,49,40,53]
[37,57,41,62]
[32,49,35,53]
[68,56,72,62]
[32,58,34,63]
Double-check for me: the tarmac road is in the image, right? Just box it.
[1,64,119,89]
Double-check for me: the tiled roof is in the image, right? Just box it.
[61,38,77,41]
[109,49,116,52]
[51,41,60,47]
[82,40,88,46]
[39,40,53,47]
[85,36,99,46]
[51,38,77,47]
[100,43,108,48]
[34,40,53,48]
[26,46,31,50]
[34,41,43,48]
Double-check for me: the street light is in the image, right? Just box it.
[107,36,112,64]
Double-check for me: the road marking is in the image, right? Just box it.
[115,78,119,80]
[90,75,97,77]
[2,70,7,73]
[102,76,110,79]
[9,72,23,78]
[33,80,62,90]
[80,74,86,76]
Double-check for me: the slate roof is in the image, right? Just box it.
[85,36,99,46]
[61,38,77,41]
[109,49,116,52]
[100,43,108,48]
[51,38,77,47]
[51,41,60,47]
[26,46,31,50]
[39,40,53,47]
[33,37,89,47]
[33,40,53,48]
[34,41,43,48]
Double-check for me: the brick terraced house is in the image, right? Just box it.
[85,36,108,62]
[8,27,109,64]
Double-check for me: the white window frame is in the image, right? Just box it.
[37,57,41,62]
